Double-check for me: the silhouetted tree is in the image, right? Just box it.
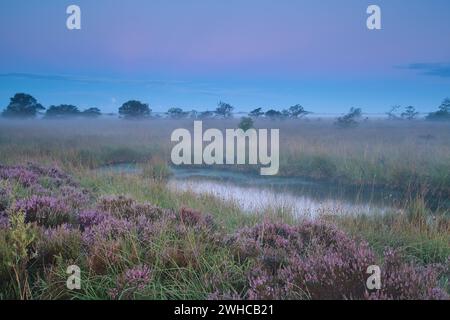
[2,93,44,118]
[198,111,214,119]
[401,106,419,120]
[119,100,151,119]
[281,109,291,118]
[335,108,362,128]
[82,107,102,118]
[238,117,254,131]
[288,104,309,118]
[167,107,189,119]
[427,98,450,121]
[249,107,264,118]
[45,105,80,118]
[265,109,283,120]
[189,110,199,119]
[215,101,234,118]
[386,105,401,120]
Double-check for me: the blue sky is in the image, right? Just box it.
[0,0,449,113]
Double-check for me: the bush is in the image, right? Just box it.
[118,100,151,119]
[36,224,82,265]
[238,117,254,131]
[219,221,448,300]
[12,196,74,228]
[335,108,362,128]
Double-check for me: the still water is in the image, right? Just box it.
[99,164,402,217]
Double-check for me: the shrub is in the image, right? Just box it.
[222,221,448,300]
[109,265,152,299]
[368,249,449,300]
[238,117,254,131]
[12,196,74,228]
[36,224,82,265]
[1,93,44,118]
[119,100,151,119]
[0,166,38,187]
[335,108,362,128]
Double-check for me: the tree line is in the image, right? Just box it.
[1,93,450,124]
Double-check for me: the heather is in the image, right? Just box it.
[0,119,449,300]
[0,164,448,300]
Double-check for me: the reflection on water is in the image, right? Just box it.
[98,164,402,217]
[168,168,401,217]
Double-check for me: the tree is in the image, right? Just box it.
[386,105,401,120]
[198,111,214,119]
[167,107,189,119]
[249,107,264,118]
[427,98,450,121]
[335,108,362,128]
[238,117,254,131]
[82,107,102,118]
[265,109,283,120]
[401,106,419,120]
[45,105,80,118]
[189,110,199,119]
[281,109,291,118]
[118,100,151,119]
[2,93,44,118]
[288,104,309,118]
[215,101,234,118]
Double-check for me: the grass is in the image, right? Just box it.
[1,118,449,197]
[0,118,449,300]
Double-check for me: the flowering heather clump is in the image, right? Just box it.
[222,221,449,300]
[0,185,12,213]
[367,249,449,300]
[82,214,133,246]
[26,163,78,188]
[98,195,134,216]
[0,214,9,229]
[36,224,82,264]
[12,195,74,228]
[178,207,216,231]
[59,186,90,209]
[224,221,375,299]
[109,265,152,299]
[77,209,109,231]
[98,195,163,220]
[0,166,39,187]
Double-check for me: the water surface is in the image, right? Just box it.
[100,164,402,217]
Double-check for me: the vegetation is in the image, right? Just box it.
[215,101,234,118]
[45,105,81,118]
[335,107,362,128]
[118,100,151,119]
[1,94,449,300]
[0,162,448,300]
[238,117,254,131]
[427,98,450,121]
[82,108,102,118]
[401,106,419,120]
[167,107,189,119]
[2,93,44,118]
[249,107,264,118]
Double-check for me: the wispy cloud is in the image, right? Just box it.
[0,73,189,87]
[399,63,450,78]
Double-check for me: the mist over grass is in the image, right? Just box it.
[1,118,449,196]
[0,118,449,299]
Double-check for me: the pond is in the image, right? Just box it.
[98,163,404,217]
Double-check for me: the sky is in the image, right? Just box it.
[0,0,450,114]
